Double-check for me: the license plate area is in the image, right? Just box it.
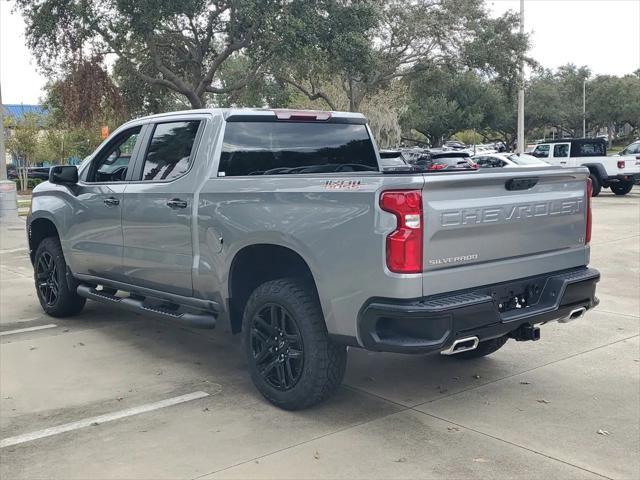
[489,279,546,314]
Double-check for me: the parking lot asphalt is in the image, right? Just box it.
[1,188,638,480]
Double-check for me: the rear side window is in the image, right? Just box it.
[218,122,379,176]
[575,141,605,157]
[140,121,201,181]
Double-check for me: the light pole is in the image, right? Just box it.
[583,79,586,138]
[517,0,525,153]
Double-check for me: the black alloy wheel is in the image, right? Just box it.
[250,303,304,391]
[36,251,59,306]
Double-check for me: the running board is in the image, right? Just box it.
[76,284,216,329]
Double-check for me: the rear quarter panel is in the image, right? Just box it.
[194,174,425,339]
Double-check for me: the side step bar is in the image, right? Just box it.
[77,284,216,329]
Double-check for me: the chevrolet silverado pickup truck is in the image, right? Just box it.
[530,138,640,196]
[27,109,600,410]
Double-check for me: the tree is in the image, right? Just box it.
[17,0,285,108]
[4,114,41,191]
[402,67,507,146]
[44,57,127,129]
[526,64,591,138]
[277,0,528,113]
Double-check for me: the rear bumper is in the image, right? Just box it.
[606,173,640,185]
[357,267,600,354]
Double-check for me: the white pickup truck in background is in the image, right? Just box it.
[530,138,640,196]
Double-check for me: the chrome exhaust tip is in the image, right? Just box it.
[559,306,587,323]
[441,336,480,355]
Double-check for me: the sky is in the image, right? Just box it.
[1,0,639,105]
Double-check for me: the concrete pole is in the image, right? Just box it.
[516,0,525,153]
[0,83,20,221]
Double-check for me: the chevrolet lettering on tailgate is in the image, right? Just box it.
[441,198,584,227]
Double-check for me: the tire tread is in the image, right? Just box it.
[242,278,346,410]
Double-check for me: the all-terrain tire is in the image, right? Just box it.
[34,236,86,317]
[242,278,347,410]
[610,181,633,196]
[589,173,602,197]
[452,335,509,360]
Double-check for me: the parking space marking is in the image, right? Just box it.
[0,324,58,336]
[0,391,210,448]
[0,247,29,255]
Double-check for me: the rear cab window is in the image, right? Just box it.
[218,120,379,176]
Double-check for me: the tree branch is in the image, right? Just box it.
[275,76,337,111]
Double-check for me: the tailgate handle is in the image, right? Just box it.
[506,177,538,191]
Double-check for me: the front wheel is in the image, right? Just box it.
[610,181,633,196]
[242,278,347,410]
[34,237,86,317]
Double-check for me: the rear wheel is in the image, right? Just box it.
[34,237,86,317]
[242,278,347,410]
[452,335,508,359]
[610,181,633,196]
[589,173,602,197]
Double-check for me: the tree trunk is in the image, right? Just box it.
[607,124,613,148]
[19,165,27,192]
[186,92,205,109]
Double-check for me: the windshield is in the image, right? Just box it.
[219,122,379,176]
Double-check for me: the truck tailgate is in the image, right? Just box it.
[421,168,589,295]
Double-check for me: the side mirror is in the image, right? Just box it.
[49,165,78,185]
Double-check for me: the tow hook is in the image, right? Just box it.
[512,324,540,342]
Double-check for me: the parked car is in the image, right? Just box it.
[530,138,640,196]
[378,149,410,170]
[5,165,51,180]
[444,140,466,150]
[29,166,52,180]
[425,151,478,170]
[28,108,599,410]
[618,140,640,156]
[473,153,549,168]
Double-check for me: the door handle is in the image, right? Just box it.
[166,198,188,209]
[103,197,120,207]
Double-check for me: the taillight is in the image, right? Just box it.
[380,190,423,273]
[427,163,446,171]
[617,160,625,169]
[586,178,592,244]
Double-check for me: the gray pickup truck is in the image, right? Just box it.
[27,109,600,410]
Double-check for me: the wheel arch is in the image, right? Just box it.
[28,215,60,265]
[227,243,321,334]
[582,163,607,182]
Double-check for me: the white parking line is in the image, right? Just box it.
[0,391,210,448]
[0,324,58,336]
[0,248,29,254]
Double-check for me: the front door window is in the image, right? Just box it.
[87,127,141,183]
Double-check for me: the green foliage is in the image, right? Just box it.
[14,0,638,148]
[13,178,43,191]
[403,68,508,146]
[17,0,286,108]
[44,57,127,128]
